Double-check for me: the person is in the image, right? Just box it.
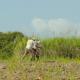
[23,37,41,60]
[26,38,34,51]
[31,40,41,60]
[23,37,34,57]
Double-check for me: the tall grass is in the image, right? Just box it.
[42,38,80,58]
[0,32,80,59]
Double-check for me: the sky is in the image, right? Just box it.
[0,0,80,37]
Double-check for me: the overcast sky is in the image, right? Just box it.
[0,0,80,37]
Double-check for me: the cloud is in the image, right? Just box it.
[32,18,46,32]
[32,18,80,37]
[48,18,76,37]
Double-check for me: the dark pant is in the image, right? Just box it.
[31,48,39,60]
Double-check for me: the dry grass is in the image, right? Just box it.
[0,57,80,80]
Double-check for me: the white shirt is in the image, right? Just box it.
[26,39,34,49]
[26,39,40,50]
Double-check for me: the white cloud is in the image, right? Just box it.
[32,18,80,37]
[32,18,46,32]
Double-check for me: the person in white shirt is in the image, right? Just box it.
[23,37,41,60]
[26,39,34,50]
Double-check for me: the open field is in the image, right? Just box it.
[0,32,80,80]
[0,57,80,80]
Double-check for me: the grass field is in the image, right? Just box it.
[0,56,80,80]
[0,32,80,80]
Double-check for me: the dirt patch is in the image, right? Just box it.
[0,61,80,80]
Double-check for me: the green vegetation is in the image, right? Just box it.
[0,32,80,59]
[0,32,27,59]
[0,32,80,80]
[42,38,80,58]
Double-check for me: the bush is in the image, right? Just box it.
[0,32,27,59]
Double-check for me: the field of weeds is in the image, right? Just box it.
[1,32,80,80]
[0,57,80,80]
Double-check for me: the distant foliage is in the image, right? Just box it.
[42,38,80,58]
[0,32,27,59]
[0,32,80,59]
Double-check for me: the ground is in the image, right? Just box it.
[0,57,80,80]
